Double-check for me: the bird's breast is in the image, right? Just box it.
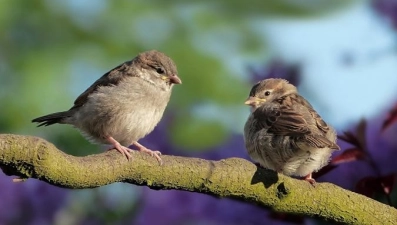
[73,77,171,145]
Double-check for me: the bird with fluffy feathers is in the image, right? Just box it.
[244,78,339,184]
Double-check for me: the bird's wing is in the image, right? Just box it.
[302,134,340,149]
[254,104,310,135]
[293,95,330,134]
[254,104,338,149]
[71,61,135,109]
[291,95,339,149]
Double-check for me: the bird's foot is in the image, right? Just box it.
[106,136,133,160]
[304,173,316,186]
[133,142,163,165]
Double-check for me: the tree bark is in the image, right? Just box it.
[0,134,396,224]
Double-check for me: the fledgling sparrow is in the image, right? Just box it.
[32,50,181,163]
[243,78,340,184]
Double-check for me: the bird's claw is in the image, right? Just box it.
[133,142,163,165]
[139,148,163,165]
[304,173,316,186]
[106,136,133,160]
[106,137,163,164]
[109,144,133,160]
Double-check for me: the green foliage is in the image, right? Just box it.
[171,114,227,149]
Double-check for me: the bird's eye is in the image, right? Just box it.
[264,91,271,96]
[156,67,165,74]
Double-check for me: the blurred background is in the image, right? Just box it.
[1,0,397,224]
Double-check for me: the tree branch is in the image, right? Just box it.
[0,134,396,224]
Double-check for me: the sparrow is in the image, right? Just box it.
[32,50,181,163]
[243,78,339,184]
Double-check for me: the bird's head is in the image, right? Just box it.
[245,78,297,110]
[135,50,182,90]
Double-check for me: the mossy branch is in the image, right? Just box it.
[0,134,396,224]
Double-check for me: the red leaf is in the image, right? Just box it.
[356,119,367,151]
[338,132,363,149]
[338,119,367,151]
[382,104,397,131]
[331,148,366,165]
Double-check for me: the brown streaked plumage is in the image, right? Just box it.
[244,78,339,184]
[32,50,182,163]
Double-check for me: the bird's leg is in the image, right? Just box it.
[106,136,133,160]
[304,173,316,186]
[132,141,163,165]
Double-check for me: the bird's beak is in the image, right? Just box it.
[169,75,182,84]
[244,96,265,106]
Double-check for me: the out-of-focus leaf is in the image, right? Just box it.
[338,131,363,150]
[339,119,367,151]
[381,103,397,131]
[165,43,247,108]
[170,116,227,150]
[153,0,357,18]
[331,148,366,165]
[355,174,395,198]
[356,119,367,150]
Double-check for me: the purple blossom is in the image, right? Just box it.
[0,176,68,225]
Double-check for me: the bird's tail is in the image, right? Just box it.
[32,111,71,127]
